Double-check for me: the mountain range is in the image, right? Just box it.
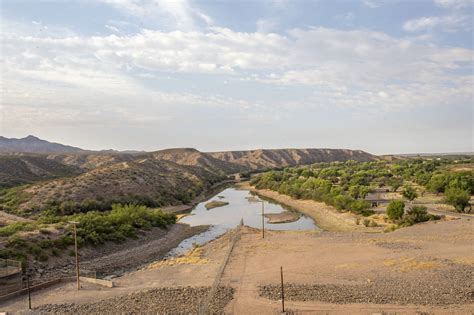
[0,135,377,215]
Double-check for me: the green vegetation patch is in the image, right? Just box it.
[0,204,176,268]
[250,157,473,216]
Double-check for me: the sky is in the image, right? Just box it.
[0,0,473,154]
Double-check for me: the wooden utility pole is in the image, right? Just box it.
[69,221,80,290]
[26,274,31,309]
[280,266,285,313]
[261,201,265,239]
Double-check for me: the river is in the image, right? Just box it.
[167,187,318,256]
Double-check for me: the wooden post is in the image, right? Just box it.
[73,222,80,290]
[26,274,31,309]
[280,266,285,313]
[261,201,265,239]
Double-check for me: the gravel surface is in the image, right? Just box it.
[260,266,473,306]
[24,286,234,314]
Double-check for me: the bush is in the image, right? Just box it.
[444,187,471,213]
[386,200,405,221]
[68,204,176,246]
[402,186,418,202]
[405,205,429,223]
[350,200,373,216]
[0,222,37,237]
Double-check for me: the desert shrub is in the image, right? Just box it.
[404,205,429,223]
[369,220,378,227]
[402,186,418,202]
[0,222,37,237]
[444,187,471,213]
[349,200,373,216]
[386,200,405,221]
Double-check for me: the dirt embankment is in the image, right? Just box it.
[31,223,209,282]
[239,182,363,232]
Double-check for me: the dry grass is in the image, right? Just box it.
[146,246,209,269]
[383,257,442,272]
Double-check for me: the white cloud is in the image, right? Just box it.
[105,24,120,33]
[362,0,385,8]
[403,14,470,32]
[1,19,472,131]
[434,0,473,9]
[100,0,212,30]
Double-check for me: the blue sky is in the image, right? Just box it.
[1,0,473,154]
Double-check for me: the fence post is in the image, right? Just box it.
[26,274,31,310]
[280,266,285,313]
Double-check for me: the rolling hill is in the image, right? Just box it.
[208,148,377,170]
[0,154,82,189]
[0,136,378,215]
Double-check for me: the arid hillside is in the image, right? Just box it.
[0,154,82,189]
[6,158,225,215]
[150,148,244,174]
[46,152,139,170]
[208,148,377,170]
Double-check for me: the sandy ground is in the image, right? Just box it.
[264,211,299,223]
[221,221,474,314]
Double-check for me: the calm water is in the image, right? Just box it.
[167,187,318,256]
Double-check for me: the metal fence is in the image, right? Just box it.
[0,258,22,277]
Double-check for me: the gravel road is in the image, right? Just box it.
[260,265,473,306]
[23,286,234,314]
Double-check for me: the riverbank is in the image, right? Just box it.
[238,182,367,232]
[29,223,209,282]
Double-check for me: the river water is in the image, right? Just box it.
[167,187,318,256]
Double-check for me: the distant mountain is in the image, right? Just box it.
[0,135,85,154]
[0,154,83,189]
[208,148,377,170]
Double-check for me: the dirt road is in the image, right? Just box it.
[221,220,473,314]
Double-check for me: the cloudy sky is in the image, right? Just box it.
[1,0,473,154]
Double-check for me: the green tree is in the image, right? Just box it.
[428,174,447,195]
[402,186,418,202]
[389,177,403,192]
[386,200,405,221]
[444,187,471,213]
[348,185,361,199]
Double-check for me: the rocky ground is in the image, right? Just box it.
[29,223,209,282]
[21,286,234,314]
[260,264,473,306]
